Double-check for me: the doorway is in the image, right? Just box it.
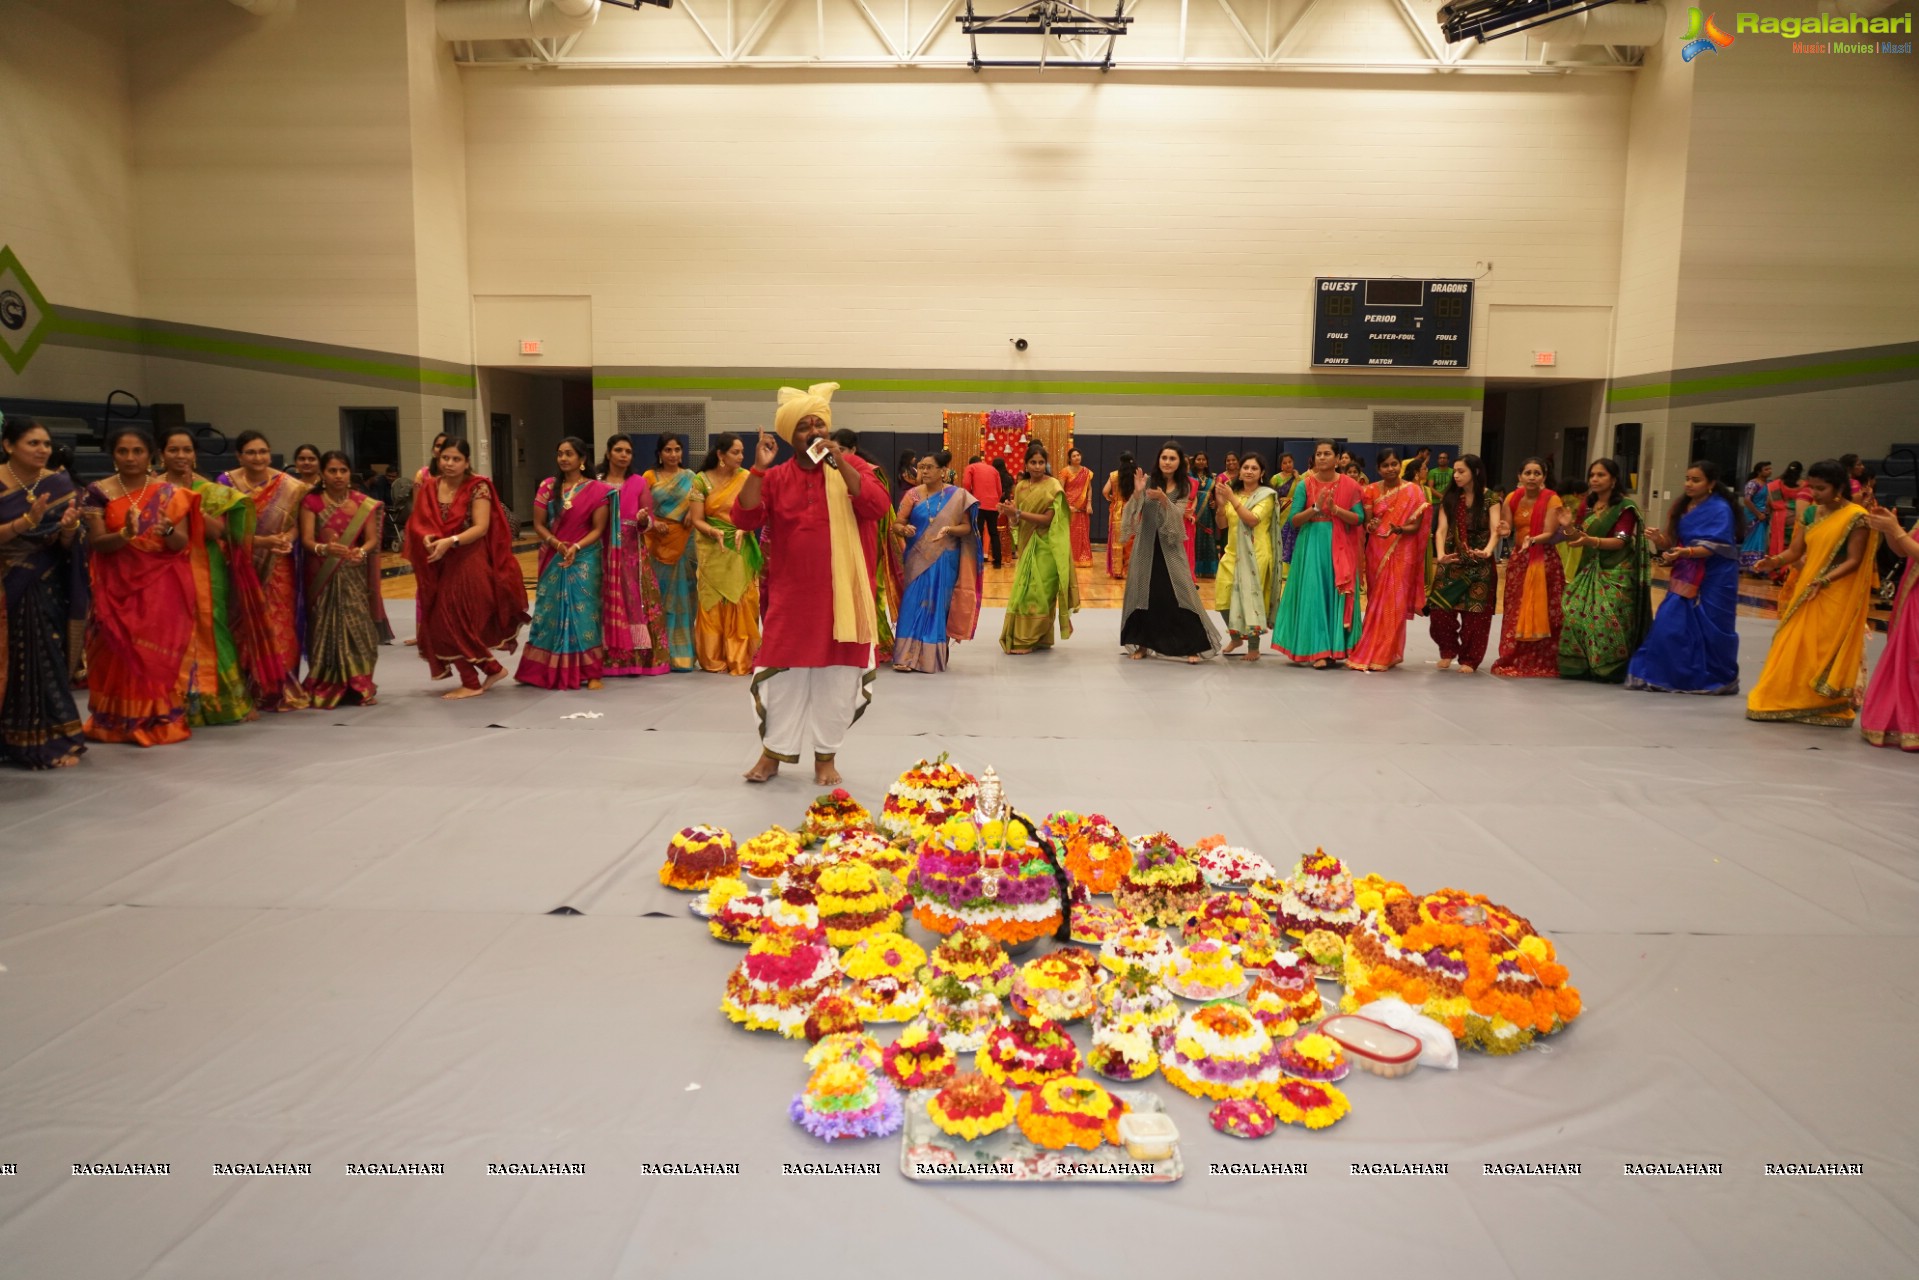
[1562,428,1590,492]
[489,412,515,512]
[341,407,398,474]
[1690,423,1753,487]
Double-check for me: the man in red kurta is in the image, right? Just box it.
[733,382,888,785]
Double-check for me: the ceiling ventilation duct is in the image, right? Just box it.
[436,0,603,43]
[1535,2,1668,59]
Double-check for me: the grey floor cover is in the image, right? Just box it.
[0,606,1914,1278]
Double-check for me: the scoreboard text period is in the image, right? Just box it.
[1311,278,1473,370]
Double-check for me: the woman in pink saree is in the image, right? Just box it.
[1349,449,1431,672]
[598,434,671,676]
[1861,504,1919,751]
[218,430,312,710]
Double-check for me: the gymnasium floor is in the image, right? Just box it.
[0,601,1912,1278]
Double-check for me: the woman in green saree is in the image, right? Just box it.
[1000,445,1079,654]
[1558,458,1651,683]
[157,426,260,725]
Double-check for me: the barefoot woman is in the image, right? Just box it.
[405,438,529,699]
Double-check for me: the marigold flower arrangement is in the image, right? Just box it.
[909,816,1064,947]
[1209,1098,1278,1139]
[762,885,821,934]
[1242,977,1301,1041]
[739,826,802,879]
[659,825,739,891]
[923,927,1015,996]
[1258,1077,1351,1130]
[916,975,1006,1053]
[804,993,866,1044]
[798,788,874,846]
[1269,848,1362,938]
[976,1014,1083,1088]
[1088,1020,1159,1082]
[805,1031,884,1073]
[823,829,914,877]
[1098,924,1176,980]
[707,881,767,944]
[1161,1002,1286,1102]
[1276,1031,1348,1082]
[841,931,929,1022]
[1297,929,1346,980]
[790,1060,904,1142]
[1341,877,1582,1055]
[1166,939,1249,1001]
[1046,811,1132,894]
[1114,833,1208,927]
[1181,891,1275,950]
[879,754,980,840]
[1094,966,1181,1051]
[926,1071,1018,1141]
[1010,951,1100,1022]
[1014,1077,1128,1151]
[815,860,903,948]
[882,1023,958,1090]
[720,922,841,1038]
[1067,901,1138,945]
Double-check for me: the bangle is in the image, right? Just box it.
[750,466,768,478]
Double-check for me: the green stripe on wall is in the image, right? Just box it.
[47,314,476,390]
[1608,350,1919,404]
[592,374,1483,402]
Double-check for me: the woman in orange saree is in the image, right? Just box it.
[1490,458,1567,679]
[1060,448,1095,567]
[218,430,311,710]
[689,434,763,675]
[82,428,197,747]
[1748,459,1878,727]
[300,452,387,707]
[156,426,261,727]
[1349,449,1432,672]
[1102,452,1138,579]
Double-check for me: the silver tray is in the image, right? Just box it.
[899,1087,1182,1183]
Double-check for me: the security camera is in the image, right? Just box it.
[1011,338,1029,352]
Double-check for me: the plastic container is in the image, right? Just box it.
[1117,1111,1180,1162]
[1319,1015,1422,1078]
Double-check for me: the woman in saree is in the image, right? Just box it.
[1860,504,1919,751]
[1349,449,1431,673]
[81,428,197,747]
[688,433,763,675]
[1120,442,1218,663]
[644,434,697,671]
[157,427,261,726]
[597,434,670,678]
[1626,462,1743,696]
[1102,452,1138,580]
[1191,453,1220,579]
[1272,441,1364,669]
[1271,452,1300,590]
[517,436,613,690]
[1212,453,1280,661]
[1557,458,1650,684]
[299,451,386,707]
[218,430,311,710]
[406,438,529,699]
[1060,447,1096,568]
[1428,454,1503,675]
[1738,462,1775,573]
[1747,459,1878,727]
[891,454,983,670]
[290,444,324,491]
[1490,458,1567,679]
[0,415,88,767]
[1001,446,1078,656]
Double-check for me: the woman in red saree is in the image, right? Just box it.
[1349,449,1431,672]
[1060,448,1095,567]
[300,452,388,707]
[218,430,311,710]
[1491,458,1567,678]
[81,428,197,747]
[406,438,529,698]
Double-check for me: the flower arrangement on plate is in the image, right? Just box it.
[1271,848,1362,938]
[1189,837,1277,888]
[1098,924,1176,981]
[1046,811,1132,894]
[909,815,1064,947]
[1067,901,1139,946]
[915,975,1006,1053]
[805,1031,884,1073]
[1276,1031,1350,1082]
[1165,939,1249,1001]
[1209,1098,1278,1139]
[798,788,874,847]
[1161,1003,1286,1102]
[1296,929,1346,981]
[879,754,980,840]
[976,1014,1083,1089]
[739,826,802,880]
[1258,1077,1351,1130]
[1088,1019,1159,1082]
[762,885,822,934]
[1340,876,1582,1055]
[804,993,866,1044]
[1242,977,1301,1041]
[1009,950,1100,1022]
[815,860,903,948]
[822,829,914,877]
[1180,891,1274,949]
[923,926,1016,997]
[1114,833,1208,927]
[926,1071,1017,1141]
[1094,966,1181,1052]
[702,878,764,943]
[659,825,739,891]
[882,1023,958,1090]
[720,922,841,1038]
[790,1061,904,1142]
[1014,1077,1128,1151]
[839,933,930,1021]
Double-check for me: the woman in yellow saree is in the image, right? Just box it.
[1211,454,1281,660]
[1001,446,1079,654]
[1747,459,1878,727]
[689,433,762,675]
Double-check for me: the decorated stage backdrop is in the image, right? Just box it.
[943,411,1075,471]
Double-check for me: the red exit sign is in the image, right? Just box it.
[520,339,543,356]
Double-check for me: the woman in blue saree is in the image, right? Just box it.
[1,415,88,768]
[891,455,982,672]
[1626,460,1743,695]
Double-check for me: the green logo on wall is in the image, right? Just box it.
[0,247,54,374]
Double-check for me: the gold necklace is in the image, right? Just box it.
[117,471,154,509]
[6,461,45,498]
[561,477,588,510]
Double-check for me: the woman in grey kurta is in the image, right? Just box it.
[1119,442,1221,663]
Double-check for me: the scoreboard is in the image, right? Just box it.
[1311,278,1473,369]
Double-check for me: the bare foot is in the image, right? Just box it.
[1246,651,1260,663]
[52,752,81,768]
[482,666,510,692]
[1007,648,1033,656]
[586,679,603,690]
[743,754,780,783]
[404,637,419,647]
[443,686,483,700]
[1435,658,1453,670]
[1186,655,1202,665]
[814,759,843,787]
[1221,636,1243,656]
[1128,649,1148,661]
[1457,665,1476,675]
[893,664,912,673]
[1312,659,1329,670]
[360,697,379,707]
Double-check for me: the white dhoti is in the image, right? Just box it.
[750,665,876,762]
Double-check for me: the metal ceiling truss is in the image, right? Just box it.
[451,0,1646,72]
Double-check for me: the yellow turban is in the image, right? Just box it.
[773,382,839,445]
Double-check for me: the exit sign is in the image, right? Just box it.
[1532,349,1557,367]
[520,339,543,356]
